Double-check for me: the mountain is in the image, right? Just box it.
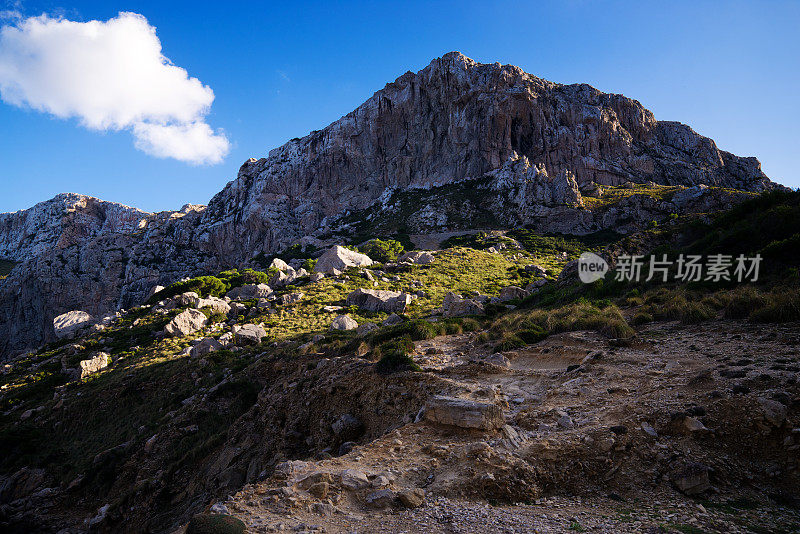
[0,52,781,358]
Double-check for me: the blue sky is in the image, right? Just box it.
[0,0,798,214]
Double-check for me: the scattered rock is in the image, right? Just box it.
[53,310,94,339]
[73,352,109,379]
[498,286,529,302]
[226,283,273,300]
[442,292,485,317]
[331,413,363,441]
[190,337,222,358]
[356,322,378,335]
[330,315,358,331]
[314,245,373,274]
[671,463,711,495]
[382,313,404,326]
[346,288,411,313]
[398,251,435,265]
[340,469,370,490]
[233,323,266,345]
[758,398,787,427]
[364,489,395,508]
[164,309,208,337]
[398,488,426,508]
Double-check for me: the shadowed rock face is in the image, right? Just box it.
[0,52,780,358]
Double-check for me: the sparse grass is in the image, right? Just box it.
[490,300,634,346]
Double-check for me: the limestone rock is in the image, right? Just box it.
[53,311,94,340]
[190,337,222,358]
[233,324,266,345]
[424,395,505,430]
[196,296,231,316]
[340,469,370,490]
[356,322,378,335]
[346,288,411,314]
[226,284,272,300]
[330,315,358,331]
[671,463,711,495]
[498,286,529,302]
[314,246,373,274]
[398,251,435,265]
[442,292,485,317]
[398,488,426,508]
[164,309,208,337]
[77,352,109,379]
[364,489,395,508]
[758,398,787,427]
[269,258,291,271]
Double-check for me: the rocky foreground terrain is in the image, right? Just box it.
[0,53,797,534]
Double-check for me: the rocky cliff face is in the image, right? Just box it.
[196,51,772,261]
[0,52,779,357]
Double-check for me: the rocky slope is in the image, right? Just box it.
[0,52,781,358]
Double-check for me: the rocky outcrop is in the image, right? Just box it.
[164,309,208,337]
[346,288,411,314]
[197,51,774,262]
[313,246,373,274]
[53,310,94,339]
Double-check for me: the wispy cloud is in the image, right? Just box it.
[0,11,230,165]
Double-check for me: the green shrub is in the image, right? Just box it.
[460,318,481,332]
[632,312,654,325]
[375,336,420,374]
[516,327,548,344]
[724,287,766,319]
[359,238,405,263]
[494,334,526,353]
[749,288,800,323]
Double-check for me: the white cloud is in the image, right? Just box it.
[0,12,229,165]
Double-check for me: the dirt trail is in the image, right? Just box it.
[198,320,800,533]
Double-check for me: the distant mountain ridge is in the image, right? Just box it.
[0,52,781,357]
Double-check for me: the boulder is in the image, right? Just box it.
[174,291,200,307]
[498,286,529,302]
[77,352,109,379]
[314,245,373,274]
[524,264,547,277]
[340,469,370,490]
[269,270,290,288]
[424,396,505,430]
[233,324,266,345]
[758,398,787,427]
[269,258,291,271]
[330,315,358,331]
[280,292,304,306]
[346,288,411,314]
[442,292,485,317]
[146,285,165,301]
[399,250,435,265]
[190,337,223,358]
[398,488,426,508]
[364,489,395,509]
[53,311,94,339]
[525,279,548,292]
[226,283,272,300]
[671,463,711,495]
[196,296,231,316]
[164,309,208,337]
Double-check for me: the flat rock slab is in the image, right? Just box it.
[424,395,505,430]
